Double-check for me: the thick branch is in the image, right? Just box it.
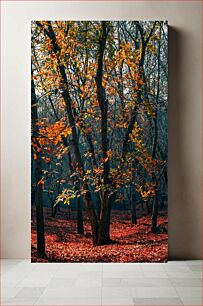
[95,21,109,185]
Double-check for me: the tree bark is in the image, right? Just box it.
[151,25,161,233]
[31,67,45,257]
[51,202,57,217]
[95,21,109,185]
[95,22,112,245]
[151,180,159,233]
[85,191,98,245]
[57,203,60,212]
[97,193,114,245]
[77,196,84,235]
[131,202,137,224]
[131,191,137,224]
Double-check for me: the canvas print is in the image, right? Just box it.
[31,21,168,262]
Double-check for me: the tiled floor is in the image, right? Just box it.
[1,260,202,305]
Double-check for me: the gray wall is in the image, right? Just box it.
[1,1,202,259]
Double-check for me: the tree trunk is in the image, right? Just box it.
[35,174,45,256]
[77,197,84,234]
[130,187,137,224]
[151,180,159,233]
[97,192,116,245]
[85,191,99,246]
[131,202,137,224]
[95,22,112,246]
[97,196,111,245]
[57,203,60,212]
[151,25,161,233]
[95,21,109,186]
[31,67,45,257]
[151,106,159,232]
[96,196,101,221]
[51,202,57,217]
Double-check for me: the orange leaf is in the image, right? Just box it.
[38,179,44,188]
[50,54,56,60]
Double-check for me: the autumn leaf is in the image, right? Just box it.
[37,179,44,188]
[66,128,72,135]
[50,54,56,60]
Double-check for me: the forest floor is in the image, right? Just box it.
[31,207,168,263]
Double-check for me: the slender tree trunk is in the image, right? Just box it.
[57,203,60,212]
[95,21,109,186]
[151,179,159,233]
[129,187,137,224]
[151,104,159,233]
[95,22,112,246]
[77,196,84,235]
[31,67,45,257]
[69,160,84,234]
[51,202,57,217]
[35,175,45,256]
[96,197,101,221]
[97,195,111,245]
[151,26,161,233]
[131,197,137,224]
[85,191,99,246]
[131,201,137,224]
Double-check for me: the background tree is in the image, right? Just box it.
[31,66,45,256]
